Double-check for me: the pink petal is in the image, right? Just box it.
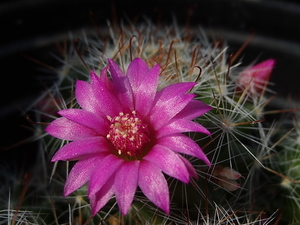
[114,161,139,215]
[51,137,110,161]
[98,67,113,91]
[88,154,123,196]
[134,66,160,117]
[126,58,160,116]
[156,119,211,138]
[143,145,190,183]
[174,100,212,120]
[108,59,134,111]
[89,175,115,216]
[75,80,104,117]
[126,58,150,90]
[90,71,122,117]
[178,155,198,178]
[64,154,106,196]
[138,160,170,214]
[58,109,109,136]
[150,83,196,130]
[45,117,98,141]
[157,134,211,166]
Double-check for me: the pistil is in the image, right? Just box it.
[107,111,150,158]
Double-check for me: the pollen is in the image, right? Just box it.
[107,111,150,157]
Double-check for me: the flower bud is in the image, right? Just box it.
[237,59,275,95]
[212,165,243,192]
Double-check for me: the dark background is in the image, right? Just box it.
[1,0,300,188]
[2,0,300,114]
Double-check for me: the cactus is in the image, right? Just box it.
[2,18,299,225]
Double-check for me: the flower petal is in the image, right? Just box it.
[58,109,109,136]
[138,160,170,214]
[177,155,198,178]
[89,154,123,196]
[75,80,104,117]
[143,145,189,183]
[157,134,211,166]
[126,58,150,89]
[64,154,106,196]
[174,100,212,120]
[90,71,122,117]
[51,137,110,161]
[150,84,196,130]
[108,59,134,111]
[45,117,98,141]
[156,119,210,138]
[126,58,160,116]
[99,66,113,90]
[89,175,115,216]
[114,161,139,215]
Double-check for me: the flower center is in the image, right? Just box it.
[106,111,150,158]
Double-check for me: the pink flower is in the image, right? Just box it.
[237,59,275,94]
[46,58,211,215]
